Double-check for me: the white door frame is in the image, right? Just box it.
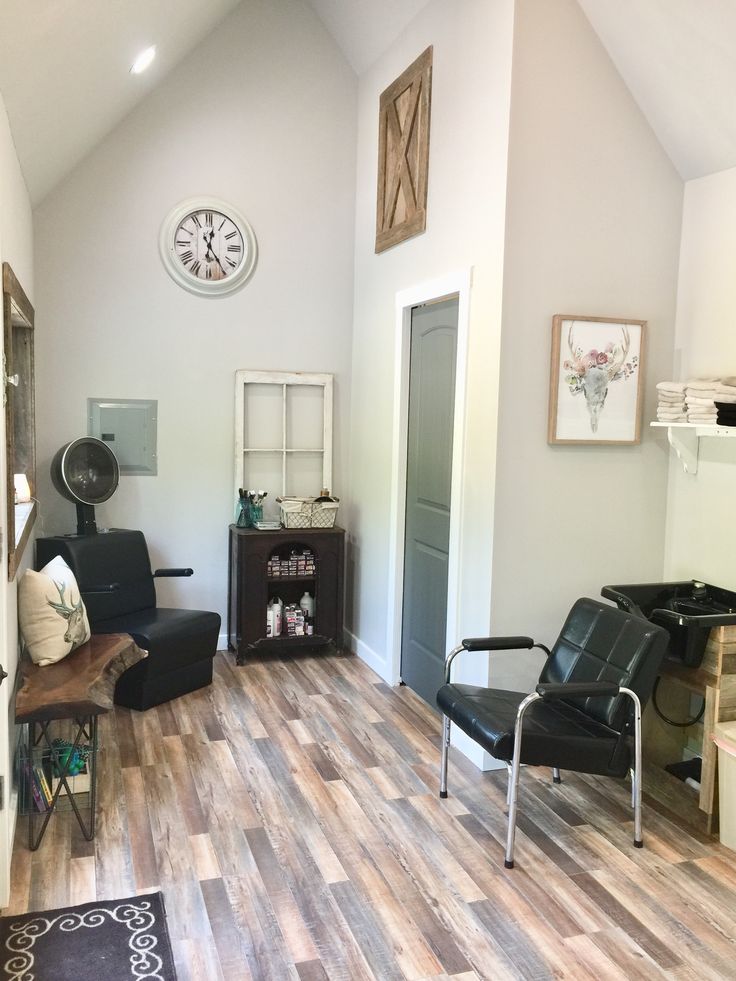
[386,269,472,685]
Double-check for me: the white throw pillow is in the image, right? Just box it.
[18,555,91,666]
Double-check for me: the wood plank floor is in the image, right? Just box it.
[5,649,736,980]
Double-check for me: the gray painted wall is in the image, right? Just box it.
[664,166,736,587]
[33,0,357,635]
[346,0,515,690]
[490,0,684,687]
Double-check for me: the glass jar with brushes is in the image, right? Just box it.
[236,488,268,527]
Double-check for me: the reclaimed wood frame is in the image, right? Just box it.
[375,46,432,254]
[3,262,36,580]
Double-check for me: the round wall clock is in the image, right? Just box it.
[159,197,258,297]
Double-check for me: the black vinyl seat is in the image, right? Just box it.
[36,530,220,711]
[436,597,669,868]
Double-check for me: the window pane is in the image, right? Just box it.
[286,385,324,449]
[243,384,283,450]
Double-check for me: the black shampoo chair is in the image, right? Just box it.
[37,530,221,711]
[436,597,668,868]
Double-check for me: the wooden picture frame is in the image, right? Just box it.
[375,46,432,254]
[548,315,646,445]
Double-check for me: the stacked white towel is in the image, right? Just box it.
[656,381,686,422]
[685,378,720,423]
[715,380,736,401]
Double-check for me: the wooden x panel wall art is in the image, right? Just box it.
[375,47,432,253]
[548,315,646,445]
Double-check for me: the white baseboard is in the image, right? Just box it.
[343,629,393,683]
[217,631,229,652]
[345,630,503,773]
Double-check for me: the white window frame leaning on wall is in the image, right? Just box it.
[233,370,334,507]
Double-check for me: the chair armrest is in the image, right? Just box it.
[153,568,194,578]
[462,636,535,651]
[535,681,620,700]
[445,636,551,685]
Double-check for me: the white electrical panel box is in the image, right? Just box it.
[88,398,158,475]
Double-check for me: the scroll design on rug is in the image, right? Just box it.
[3,899,164,981]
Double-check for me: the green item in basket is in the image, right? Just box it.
[51,738,89,777]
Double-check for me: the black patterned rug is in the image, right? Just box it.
[0,892,177,980]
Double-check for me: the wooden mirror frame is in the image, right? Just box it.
[3,263,36,580]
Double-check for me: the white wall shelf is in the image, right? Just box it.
[650,422,736,474]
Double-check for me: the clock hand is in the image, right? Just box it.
[203,230,227,274]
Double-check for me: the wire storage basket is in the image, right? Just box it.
[310,499,339,528]
[278,497,313,528]
[278,496,339,528]
[17,721,97,815]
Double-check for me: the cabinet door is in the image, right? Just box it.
[315,540,338,642]
[241,547,268,646]
[228,531,240,650]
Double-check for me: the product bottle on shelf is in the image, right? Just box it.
[271,597,283,637]
[299,591,315,619]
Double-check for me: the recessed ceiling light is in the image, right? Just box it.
[130,46,156,75]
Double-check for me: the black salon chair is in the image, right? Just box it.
[436,597,668,868]
[36,530,221,711]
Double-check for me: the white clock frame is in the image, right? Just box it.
[159,196,258,297]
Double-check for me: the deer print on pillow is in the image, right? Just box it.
[47,581,88,647]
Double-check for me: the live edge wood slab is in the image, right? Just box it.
[15,634,147,724]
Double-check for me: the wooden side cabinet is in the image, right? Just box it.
[228,525,345,664]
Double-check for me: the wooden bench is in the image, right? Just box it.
[15,634,146,849]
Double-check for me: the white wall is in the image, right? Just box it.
[33,0,357,637]
[490,0,684,685]
[0,90,34,905]
[346,0,515,695]
[664,167,736,586]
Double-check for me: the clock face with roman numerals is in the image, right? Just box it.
[160,197,257,296]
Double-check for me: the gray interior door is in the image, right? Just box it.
[400,297,458,706]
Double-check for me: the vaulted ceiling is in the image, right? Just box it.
[578,0,736,181]
[0,1,734,206]
[0,0,243,205]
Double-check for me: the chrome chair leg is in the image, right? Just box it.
[552,767,562,784]
[505,692,540,869]
[439,643,466,800]
[439,714,451,799]
[621,687,643,847]
[505,762,513,806]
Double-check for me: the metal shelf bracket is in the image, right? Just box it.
[667,426,699,475]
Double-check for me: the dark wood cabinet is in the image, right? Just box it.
[228,525,345,664]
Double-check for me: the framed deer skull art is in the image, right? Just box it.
[548,315,646,444]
